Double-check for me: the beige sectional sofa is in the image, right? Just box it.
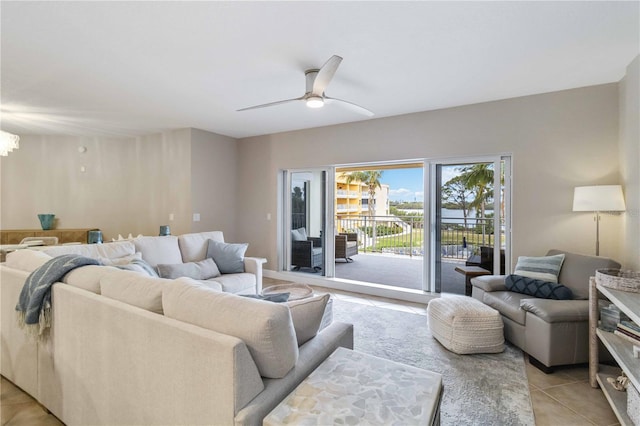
[0,231,354,425]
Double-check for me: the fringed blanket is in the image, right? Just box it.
[16,254,100,337]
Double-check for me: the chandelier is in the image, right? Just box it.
[0,131,20,156]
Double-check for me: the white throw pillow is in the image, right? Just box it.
[177,231,225,263]
[162,279,299,379]
[291,227,308,241]
[5,249,52,272]
[286,294,330,346]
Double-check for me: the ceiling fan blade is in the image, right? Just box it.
[237,97,303,112]
[312,55,343,95]
[325,97,374,117]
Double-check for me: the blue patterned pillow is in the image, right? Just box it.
[505,274,573,300]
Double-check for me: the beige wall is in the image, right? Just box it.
[189,128,239,241]
[0,130,193,241]
[236,83,623,270]
[619,55,640,270]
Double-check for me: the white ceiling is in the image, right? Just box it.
[1,1,638,139]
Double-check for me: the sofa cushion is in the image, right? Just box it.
[116,258,160,277]
[286,294,330,346]
[178,231,225,263]
[209,273,256,294]
[513,254,565,283]
[134,236,182,268]
[175,276,223,292]
[482,291,530,325]
[157,258,221,280]
[5,249,53,272]
[547,249,621,300]
[505,274,573,300]
[520,299,590,323]
[42,241,135,260]
[100,270,172,314]
[63,265,121,294]
[162,279,299,379]
[206,240,247,274]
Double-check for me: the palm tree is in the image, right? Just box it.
[342,170,383,250]
[460,164,494,220]
[343,171,383,218]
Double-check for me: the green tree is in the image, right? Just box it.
[459,164,494,220]
[441,175,474,229]
[342,170,383,218]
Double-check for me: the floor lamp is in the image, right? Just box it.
[572,185,626,256]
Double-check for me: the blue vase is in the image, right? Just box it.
[37,214,55,230]
[88,230,103,244]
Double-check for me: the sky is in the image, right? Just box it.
[380,166,459,202]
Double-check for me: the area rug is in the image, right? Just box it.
[332,299,535,425]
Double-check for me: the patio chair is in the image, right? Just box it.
[335,233,358,262]
[291,227,323,272]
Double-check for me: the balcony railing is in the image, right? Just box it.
[335,214,501,260]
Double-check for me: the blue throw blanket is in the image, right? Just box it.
[16,254,100,337]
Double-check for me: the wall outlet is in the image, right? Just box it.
[169,213,174,221]
[193,213,200,222]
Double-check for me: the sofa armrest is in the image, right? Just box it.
[520,299,590,323]
[243,257,266,294]
[470,275,507,292]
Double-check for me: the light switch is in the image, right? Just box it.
[193,213,200,222]
[169,213,174,221]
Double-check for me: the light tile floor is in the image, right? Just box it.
[1,280,620,426]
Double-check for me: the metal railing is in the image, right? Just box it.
[335,214,500,260]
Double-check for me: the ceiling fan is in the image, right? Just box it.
[237,55,374,116]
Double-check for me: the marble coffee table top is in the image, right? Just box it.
[264,347,443,425]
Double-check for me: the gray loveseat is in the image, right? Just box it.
[471,249,620,372]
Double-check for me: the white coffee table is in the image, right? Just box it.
[264,347,443,425]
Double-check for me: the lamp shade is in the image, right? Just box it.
[573,185,626,212]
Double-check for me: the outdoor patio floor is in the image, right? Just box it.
[330,253,467,295]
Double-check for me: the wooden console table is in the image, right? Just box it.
[0,228,98,245]
[455,265,491,296]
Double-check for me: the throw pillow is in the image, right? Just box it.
[156,258,221,280]
[505,274,573,300]
[513,253,565,283]
[286,294,330,346]
[241,292,291,303]
[117,258,160,278]
[291,227,308,241]
[206,239,248,274]
[98,252,142,266]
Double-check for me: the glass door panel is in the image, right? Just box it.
[432,157,510,295]
[287,170,327,275]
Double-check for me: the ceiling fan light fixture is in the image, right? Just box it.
[306,96,324,109]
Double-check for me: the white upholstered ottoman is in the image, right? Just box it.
[427,295,505,354]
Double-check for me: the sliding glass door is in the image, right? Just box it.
[430,156,511,294]
[282,169,332,276]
